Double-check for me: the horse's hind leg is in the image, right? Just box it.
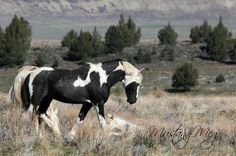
[37,96,53,125]
[36,96,60,135]
[69,103,92,139]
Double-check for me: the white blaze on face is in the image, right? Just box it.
[136,85,140,98]
[29,67,54,97]
[73,63,108,88]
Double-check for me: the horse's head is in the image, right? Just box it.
[121,61,144,104]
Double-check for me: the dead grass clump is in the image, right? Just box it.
[0,92,6,101]
[148,90,168,98]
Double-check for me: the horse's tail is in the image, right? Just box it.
[6,86,13,104]
[7,66,38,110]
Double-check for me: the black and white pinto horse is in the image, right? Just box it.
[8,59,143,139]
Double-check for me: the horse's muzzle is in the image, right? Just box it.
[127,98,137,105]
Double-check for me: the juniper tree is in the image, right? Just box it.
[199,19,212,43]
[68,30,93,61]
[190,26,201,44]
[105,14,141,54]
[215,74,225,83]
[158,23,178,45]
[172,62,198,91]
[61,29,78,48]
[5,15,32,66]
[135,48,152,64]
[206,17,232,61]
[160,46,175,61]
[105,25,125,53]
[0,27,7,66]
[91,27,104,57]
[35,53,47,67]
[190,19,212,44]
[229,42,236,62]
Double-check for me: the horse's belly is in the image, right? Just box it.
[52,87,88,104]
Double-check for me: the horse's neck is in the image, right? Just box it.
[106,70,125,88]
[105,62,125,88]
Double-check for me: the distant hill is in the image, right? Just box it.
[0,0,236,22]
[1,0,236,40]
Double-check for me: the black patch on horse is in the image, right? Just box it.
[125,82,139,104]
[21,74,31,110]
[102,61,120,75]
[74,64,90,80]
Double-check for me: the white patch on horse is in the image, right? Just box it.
[98,114,106,129]
[122,61,143,87]
[28,67,54,97]
[40,113,54,128]
[85,99,92,103]
[47,105,61,136]
[73,73,91,88]
[136,85,140,98]
[73,63,108,88]
[27,104,34,112]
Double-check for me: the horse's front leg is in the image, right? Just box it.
[34,115,43,137]
[95,101,106,129]
[69,103,92,139]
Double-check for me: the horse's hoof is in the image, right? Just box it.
[64,135,77,146]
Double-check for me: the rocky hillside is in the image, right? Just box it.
[0,0,236,21]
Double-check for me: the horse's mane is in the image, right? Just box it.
[102,58,125,64]
[77,59,140,77]
[102,59,140,76]
[77,59,125,66]
[121,61,139,75]
[77,61,87,65]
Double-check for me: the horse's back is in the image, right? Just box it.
[46,68,91,103]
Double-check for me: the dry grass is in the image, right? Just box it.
[1,93,236,155]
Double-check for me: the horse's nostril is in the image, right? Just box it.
[130,101,135,104]
[127,99,136,104]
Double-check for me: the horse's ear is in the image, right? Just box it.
[107,113,114,119]
[140,68,145,73]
